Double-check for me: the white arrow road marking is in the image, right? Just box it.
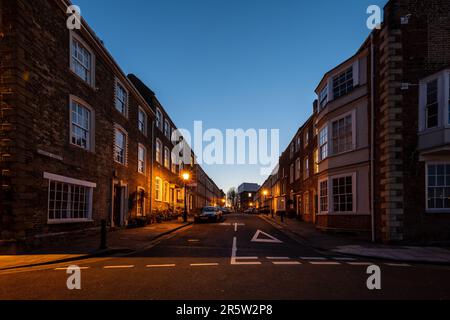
[251,230,283,243]
[230,237,261,265]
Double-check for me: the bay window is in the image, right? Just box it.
[332,114,353,154]
[333,67,353,99]
[319,180,328,213]
[426,79,439,129]
[332,176,354,212]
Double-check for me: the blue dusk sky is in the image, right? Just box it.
[74,0,387,193]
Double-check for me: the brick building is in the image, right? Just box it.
[0,0,223,248]
[257,0,450,243]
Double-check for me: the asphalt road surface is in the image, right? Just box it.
[0,214,449,300]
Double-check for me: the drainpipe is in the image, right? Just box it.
[370,32,376,243]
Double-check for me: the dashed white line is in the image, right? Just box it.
[300,257,327,260]
[54,267,90,271]
[267,257,291,260]
[309,261,341,265]
[190,263,219,267]
[103,265,135,269]
[347,262,373,266]
[272,261,301,265]
[384,263,411,267]
[332,257,356,261]
[146,264,176,268]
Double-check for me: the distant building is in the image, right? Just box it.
[237,183,260,211]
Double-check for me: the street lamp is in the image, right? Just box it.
[262,190,270,217]
[182,172,190,223]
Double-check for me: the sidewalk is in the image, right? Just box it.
[0,219,193,271]
[260,215,450,264]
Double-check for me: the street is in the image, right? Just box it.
[0,214,449,300]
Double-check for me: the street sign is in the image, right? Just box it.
[251,230,283,243]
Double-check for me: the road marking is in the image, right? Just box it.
[146,264,176,268]
[54,267,90,271]
[267,257,290,260]
[219,223,232,226]
[309,261,341,265]
[347,262,373,266]
[231,237,261,265]
[251,230,283,243]
[103,265,135,269]
[300,257,327,260]
[188,239,200,242]
[190,263,219,267]
[384,263,411,267]
[272,261,301,265]
[233,222,245,232]
[332,257,356,261]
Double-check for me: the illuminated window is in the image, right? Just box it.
[303,157,309,180]
[319,126,328,161]
[137,188,145,217]
[164,147,170,169]
[156,139,162,164]
[155,177,162,202]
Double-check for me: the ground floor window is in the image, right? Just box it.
[319,180,328,213]
[45,173,95,223]
[304,192,310,215]
[427,163,450,210]
[332,175,353,212]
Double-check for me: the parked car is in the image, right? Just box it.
[244,208,256,214]
[221,207,232,214]
[194,206,223,223]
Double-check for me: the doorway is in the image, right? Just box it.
[113,182,127,227]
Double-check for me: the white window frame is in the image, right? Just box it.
[295,158,301,181]
[114,125,128,166]
[163,181,170,203]
[138,144,146,175]
[69,31,95,87]
[419,70,450,132]
[114,78,129,117]
[303,157,309,180]
[155,177,163,202]
[425,162,450,212]
[44,172,96,224]
[164,147,170,169]
[330,110,356,156]
[318,125,328,161]
[318,178,329,214]
[69,95,95,152]
[155,139,162,164]
[330,172,357,214]
[319,85,328,110]
[138,107,147,136]
[164,120,170,139]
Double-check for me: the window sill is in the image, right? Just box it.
[69,69,95,90]
[48,219,94,225]
[426,210,450,214]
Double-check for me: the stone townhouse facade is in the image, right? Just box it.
[0,0,223,248]
[257,0,450,243]
[0,0,157,246]
[129,75,224,215]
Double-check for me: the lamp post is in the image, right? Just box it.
[263,190,269,217]
[182,172,190,223]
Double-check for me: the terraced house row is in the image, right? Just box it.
[256,0,450,243]
[0,0,224,247]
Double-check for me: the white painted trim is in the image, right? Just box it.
[425,161,450,213]
[137,143,147,175]
[44,172,97,188]
[329,172,357,214]
[69,95,95,152]
[114,77,129,119]
[329,109,357,156]
[318,178,329,214]
[137,106,148,136]
[113,124,128,166]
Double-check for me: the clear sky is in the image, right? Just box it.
[75,0,387,193]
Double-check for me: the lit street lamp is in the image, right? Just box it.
[182,172,190,223]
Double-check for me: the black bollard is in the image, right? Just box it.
[100,219,107,250]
